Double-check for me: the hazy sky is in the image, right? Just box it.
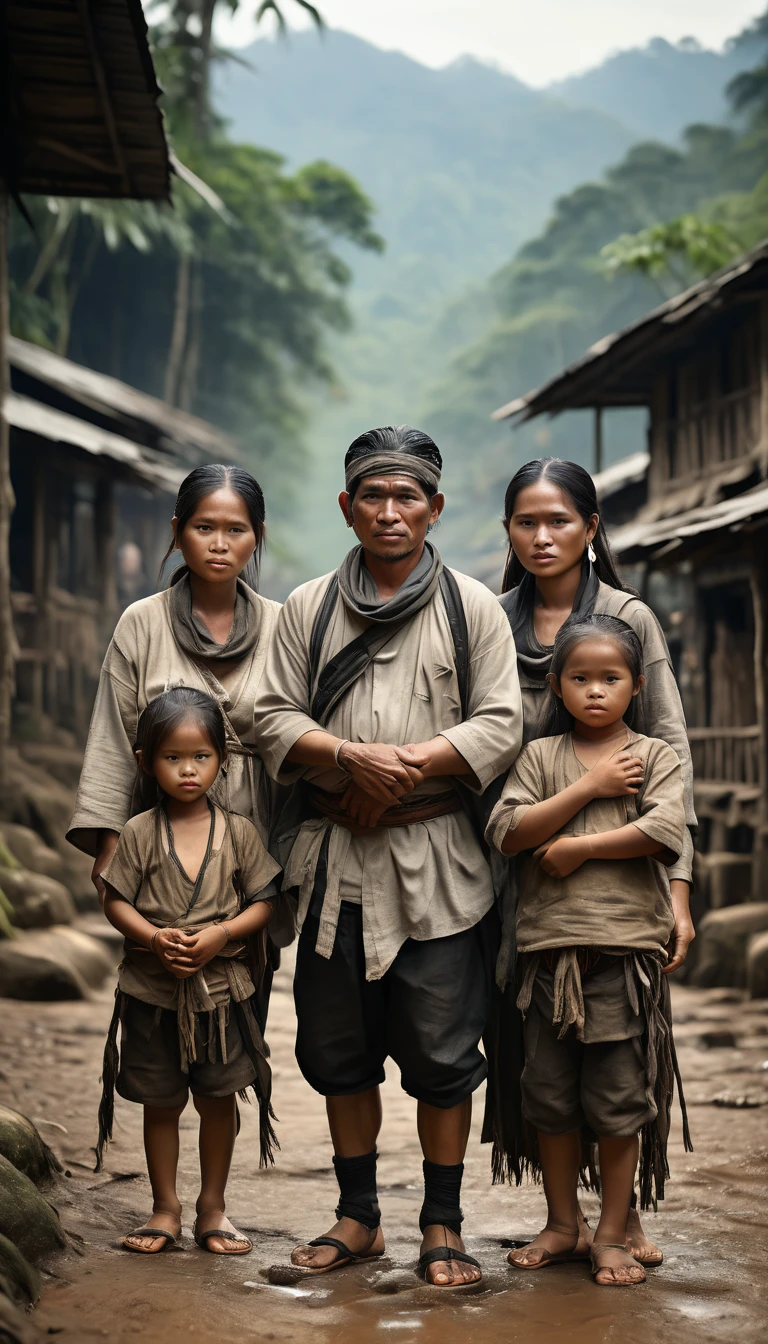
[220,1,763,86]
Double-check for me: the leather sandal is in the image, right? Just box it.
[292,1232,384,1275]
[193,1221,252,1255]
[122,1226,178,1254]
[418,1245,482,1290]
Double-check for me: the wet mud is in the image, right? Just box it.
[1,955,766,1343]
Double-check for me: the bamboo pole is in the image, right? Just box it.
[0,185,16,791]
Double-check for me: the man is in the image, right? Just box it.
[253,425,521,1287]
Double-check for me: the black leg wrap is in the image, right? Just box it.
[419,1159,464,1237]
[333,1149,381,1230]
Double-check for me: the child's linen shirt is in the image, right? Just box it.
[103,805,280,1011]
[486,730,686,954]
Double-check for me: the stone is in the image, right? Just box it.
[0,1109,62,1189]
[691,903,768,989]
[0,927,113,1000]
[0,1233,41,1307]
[0,1292,44,1344]
[0,869,76,930]
[0,826,61,882]
[0,1155,66,1264]
[746,929,768,1000]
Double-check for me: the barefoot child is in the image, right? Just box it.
[486,614,691,1287]
[96,687,281,1256]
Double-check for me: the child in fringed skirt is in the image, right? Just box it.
[487,614,691,1287]
[97,687,281,1256]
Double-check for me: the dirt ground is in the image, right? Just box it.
[2,945,767,1344]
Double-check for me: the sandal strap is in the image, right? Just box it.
[128,1228,176,1244]
[419,1246,481,1271]
[307,1236,355,1261]
[196,1227,251,1246]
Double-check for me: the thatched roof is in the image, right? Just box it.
[492,240,768,423]
[2,0,170,200]
[9,336,238,465]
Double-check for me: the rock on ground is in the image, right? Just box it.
[747,929,768,999]
[0,928,113,1000]
[0,1108,62,1188]
[0,868,76,930]
[0,1156,66,1264]
[691,903,768,988]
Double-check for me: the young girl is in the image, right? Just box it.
[486,614,691,1288]
[97,687,281,1257]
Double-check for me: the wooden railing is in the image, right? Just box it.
[687,725,761,786]
[655,385,762,486]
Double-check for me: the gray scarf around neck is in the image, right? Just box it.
[336,541,442,624]
[167,567,259,663]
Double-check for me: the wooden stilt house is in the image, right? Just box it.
[7,336,237,743]
[492,240,768,910]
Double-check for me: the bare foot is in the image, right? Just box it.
[591,1243,647,1286]
[122,1208,181,1254]
[291,1216,384,1271]
[508,1223,579,1269]
[574,1204,593,1259]
[194,1209,252,1255]
[420,1224,481,1286]
[626,1206,663,1265]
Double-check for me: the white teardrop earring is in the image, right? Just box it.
[588,542,597,564]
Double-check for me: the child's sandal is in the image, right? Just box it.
[193,1221,252,1255]
[122,1227,178,1254]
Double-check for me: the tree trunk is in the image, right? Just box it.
[163,251,190,405]
[0,187,17,792]
[178,261,203,414]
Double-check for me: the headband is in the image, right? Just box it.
[345,451,441,495]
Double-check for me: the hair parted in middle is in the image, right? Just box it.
[133,687,227,805]
[501,456,628,594]
[159,462,266,591]
[344,425,443,500]
[549,613,645,729]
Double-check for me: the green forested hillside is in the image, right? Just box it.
[422,19,768,579]
[214,26,762,588]
[550,35,757,144]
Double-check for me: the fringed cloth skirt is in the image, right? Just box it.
[482,947,691,1209]
[95,990,278,1172]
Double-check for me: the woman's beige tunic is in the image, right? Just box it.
[253,568,522,980]
[514,581,695,885]
[67,588,281,855]
[486,730,686,953]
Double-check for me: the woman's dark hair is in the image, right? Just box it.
[501,457,628,594]
[344,425,442,501]
[159,464,266,590]
[134,687,226,804]
[549,614,644,728]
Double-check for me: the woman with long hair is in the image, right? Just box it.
[490,456,695,1268]
[68,463,281,892]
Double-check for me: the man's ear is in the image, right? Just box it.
[632,673,646,698]
[429,492,446,524]
[135,748,153,777]
[546,672,563,700]
[338,491,353,528]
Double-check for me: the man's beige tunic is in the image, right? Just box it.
[486,729,686,954]
[252,568,522,980]
[67,588,281,855]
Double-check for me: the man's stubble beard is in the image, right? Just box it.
[363,540,424,564]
